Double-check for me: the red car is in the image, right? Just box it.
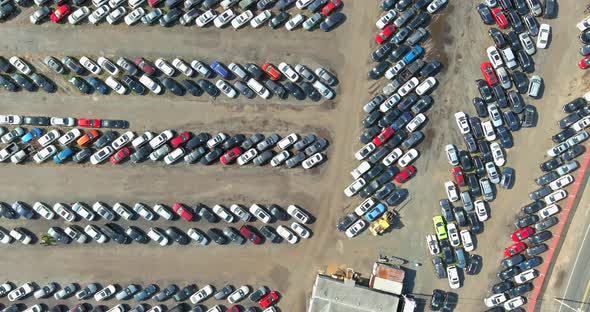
[579,55,590,69]
[220,147,242,165]
[491,8,508,28]
[262,63,281,81]
[170,131,190,148]
[394,166,416,183]
[172,203,193,221]
[504,241,526,257]
[78,118,101,128]
[452,167,465,187]
[375,25,396,44]
[259,291,279,308]
[480,62,498,86]
[227,307,239,312]
[50,4,71,22]
[321,0,342,16]
[372,127,394,146]
[239,225,262,245]
[134,58,156,76]
[110,147,130,164]
[148,0,163,7]
[511,226,534,242]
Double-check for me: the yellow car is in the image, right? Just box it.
[433,216,447,240]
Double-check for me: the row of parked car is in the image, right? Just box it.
[0,126,329,168]
[333,0,448,239]
[26,0,345,32]
[0,281,280,312]
[427,0,554,309]
[576,14,590,69]
[0,55,338,101]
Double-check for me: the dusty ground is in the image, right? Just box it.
[0,1,589,312]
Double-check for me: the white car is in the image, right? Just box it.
[71,202,95,221]
[454,112,470,134]
[108,0,124,8]
[501,47,517,69]
[110,131,135,150]
[351,161,371,179]
[484,293,507,307]
[405,113,426,132]
[344,178,366,197]
[132,203,155,221]
[59,129,82,146]
[445,144,459,165]
[216,79,237,98]
[98,57,119,75]
[214,8,235,28]
[379,93,401,112]
[285,13,305,30]
[33,145,57,164]
[287,204,310,223]
[296,0,313,9]
[416,77,436,95]
[567,131,589,147]
[249,204,271,223]
[345,219,366,238]
[486,162,501,184]
[237,148,258,165]
[132,132,154,148]
[106,6,126,24]
[207,132,228,148]
[383,148,403,166]
[33,202,55,220]
[547,142,569,157]
[172,58,193,77]
[129,0,145,8]
[90,146,114,165]
[427,0,447,13]
[150,130,174,149]
[276,225,298,244]
[426,234,440,255]
[0,115,22,125]
[227,286,249,304]
[487,104,503,127]
[250,9,271,28]
[397,77,419,97]
[190,285,213,304]
[528,75,542,98]
[312,79,335,99]
[155,58,175,77]
[397,149,418,167]
[514,269,538,284]
[544,189,567,204]
[490,142,505,166]
[376,10,396,29]
[8,283,34,301]
[231,10,253,28]
[107,305,125,312]
[0,228,12,243]
[354,198,375,216]
[578,15,590,31]
[354,142,376,160]
[504,297,525,310]
[64,226,88,243]
[206,306,222,312]
[112,203,134,220]
[474,200,488,221]
[153,204,173,220]
[291,222,311,239]
[519,32,536,55]
[212,204,234,223]
[481,120,496,141]
[196,9,217,27]
[54,203,76,222]
[89,5,110,24]
[139,74,162,94]
[94,285,116,301]
[446,266,460,289]
[9,57,32,75]
[573,116,590,132]
[51,117,75,127]
[164,147,185,165]
[496,66,511,89]
[538,204,560,219]
[246,78,271,99]
[124,7,144,25]
[444,181,459,202]
[277,133,298,150]
[278,62,299,83]
[302,153,324,169]
[1,127,24,144]
[68,6,91,24]
[537,23,550,49]
[446,223,460,247]
[549,174,574,191]
[10,229,32,245]
[105,76,126,95]
[85,224,107,244]
[38,129,60,147]
[147,227,169,246]
[460,229,474,252]
[229,204,252,222]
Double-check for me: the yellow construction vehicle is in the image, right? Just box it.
[369,210,396,236]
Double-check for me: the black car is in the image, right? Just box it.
[476,4,494,24]
[48,226,71,244]
[336,213,358,232]
[501,254,525,270]
[206,228,227,245]
[385,188,408,206]
[518,256,542,270]
[535,216,558,231]
[432,256,446,279]
[200,148,223,165]
[463,133,477,153]
[489,28,507,48]
[522,105,537,127]
[453,207,467,226]
[276,0,295,10]
[465,254,481,275]
[269,11,290,28]
[166,227,190,245]
[233,81,254,98]
[563,97,587,113]
[498,266,521,281]
[85,77,108,95]
[102,119,129,129]
[375,183,396,200]
[492,281,514,294]
[506,30,523,51]
[478,140,493,163]
[174,285,196,302]
[506,9,524,33]
[187,132,210,149]
[0,56,11,72]
[30,73,55,93]
[501,167,515,189]
[439,199,454,221]
[378,109,402,128]
[0,74,17,92]
[300,81,321,101]
[411,96,433,114]
[468,213,482,233]
[196,79,219,97]
[222,134,246,150]
[103,223,130,244]
[269,204,289,221]
[407,11,430,30]
[122,76,146,94]
[527,243,548,256]
[476,79,493,102]
[386,130,407,149]
[363,110,382,128]
[430,289,446,311]
[73,148,93,163]
[160,7,182,26]
[562,145,586,161]
[12,73,35,91]
[0,203,18,219]
[503,111,521,131]
[512,70,528,93]
[93,131,117,149]
[471,97,488,117]
[467,174,481,196]
[513,0,528,15]
[214,285,233,300]
[529,186,551,200]
[223,227,246,244]
[359,180,381,199]
[516,50,534,73]
[515,214,539,228]
[196,204,219,223]
[376,167,399,185]
[372,43,395,62]
[368,60,390,80]
[62,56,85,75]
[522,201,545,214]
[24,116,50,126]
[126,226,149,243]
[581,45,590,56]
[528,230,552,245]
[320,12,345,32]
[259,225,278,242]
[441,244,454,264]
[388,44,410,62]
[419,60,442,77]
[284,82,305,100]
[360,126,380,144]
[162,78,185,96]
[492,84,508,108]
[264,80,287,99]
[507,283,533,297]
[308,0,328,12]
[131,145,152,163]
[535,171,559,186]
[523,13,539,35]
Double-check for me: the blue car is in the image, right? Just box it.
[21,128,42,143]
[53,148,74,164]
[455,247,467,269]
[403,45,424,63]
[365,203,386,222]
[391,111,413,131]
[210,61,231,79]
[13,201,34,219]
[85,77,109,95]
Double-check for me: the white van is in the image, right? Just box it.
[246,78,270,99]
[501,47,517,69]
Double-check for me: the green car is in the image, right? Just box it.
[433,216,447,240]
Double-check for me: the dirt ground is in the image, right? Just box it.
[1,1,589,312]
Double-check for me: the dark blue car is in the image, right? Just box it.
[21,128,42,143]
[391,111,413,131]
[210,61,231,79]
[13,201,34,219]
[85,77,109,95]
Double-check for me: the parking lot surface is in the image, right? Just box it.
[1,1,589,311]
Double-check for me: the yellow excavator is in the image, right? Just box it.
[369,210,396,236]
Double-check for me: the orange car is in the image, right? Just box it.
[262,63,281,81]
[77,130,99,147]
